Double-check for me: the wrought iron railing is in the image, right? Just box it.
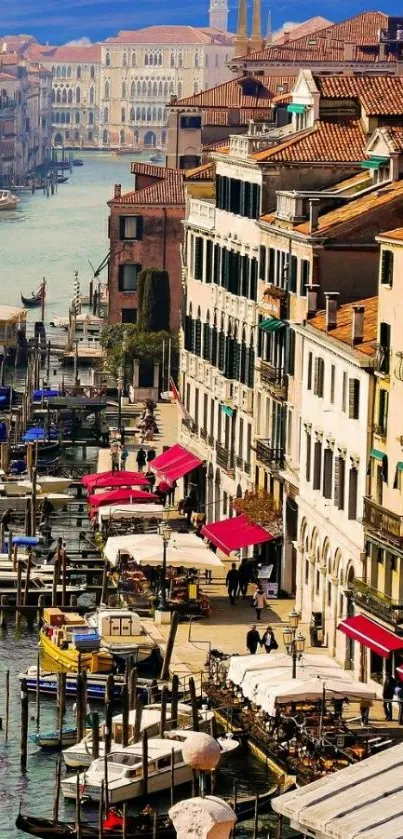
[256,440,285,468]
[350,578,403,626]
[363,496,403,543]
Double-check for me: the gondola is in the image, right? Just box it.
[21,290,43,308]
[16,788,277,838]
[57,176,69,184]
[72,159,83,166]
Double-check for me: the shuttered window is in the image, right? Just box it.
[378,389,389,434]
[247,347,255,388]
[213,244,220,285]
[348,378,360,420]
[195,319,202,356]
[241,255,249,298]
[313,357,325,397]
[300,259,310,296]
[259,246,266,281]
[306,432,311,482]
[211,326,218,367]
[313,440,322,490]
[233,342,241,380]
[184,315,191,351]
[334,456,345,510]
[342,371,347,412]
[119,215,143,240]
[307,352,313,390]
[348,467,358,520]
[118,263,140,292]
[194,237,204,280]
[381,249,394,286]
[330,365,335,404]
[205,240,213,283]
[202,322,211,360]
[250,258,258,301]
[218,331,226,371]
[286,327,295,376]
[379,322,391,374]
[268,248,275,284]
[323,448,333,499]
[288,254,298,293]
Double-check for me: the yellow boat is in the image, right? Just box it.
[39,610,113,674]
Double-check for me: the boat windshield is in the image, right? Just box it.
[107,752,141,766]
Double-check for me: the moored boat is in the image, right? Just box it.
[40,611,114,674]
[86,608,155,663]
[30,727,77,749]
[21,290,43,307]
[0,189,19,210]
[19,665,126,700]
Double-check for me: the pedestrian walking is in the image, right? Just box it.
[253,585,266,621]
[383,674,396,721]
[1,507,13,532]
[226,562,239,606]
[120,444,129,471]
[111,441,119,473]
[261,625,278,653]
[41,496,54,525]
[136,447,147,472]
[359,697,372,726]
[238,557,250,599]
[100,416,109,448]
[246,625,261,655]
[147,447,156,464]
[395,681,403,725]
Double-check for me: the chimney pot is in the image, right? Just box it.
[283,30,290,42]
[114,183,121,199]
[309,199,320,234]
[307,284,320,317]
[324,292,340,331]
[352,305,365,345]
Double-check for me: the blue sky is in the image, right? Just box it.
[0,0,401,44]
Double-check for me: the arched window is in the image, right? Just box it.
[137,81,141,96]
[158,51,162,65]
[132,51,136,67]
[193,82,199,95]
[104,80,110,99]
[66,112,70,123]
[178,52,183,67]
[75,130,80,141]
[55,112,60,123]
[56,89,61,103]
[169,81,174,94]
[61,112,66,124]
[56,66,61,77]
[90,65,95,79]
[136,107,141,120]
[170,52,175,67]
[88,130,92,141]
[157,107,162,120]
[62,65,67,77]
[133,128,139,144]
[142,80,147,96]
[89,111,94,125]
[51,66,55,76]
[152,107,157,121]
[51,89,55,103]
[161,129,167,145]
[62,88,67,103]
[67,66,71,77]
[130,106,135,121]
[121,107,126,122]
[90,87,94,104]
[194,53,199,67]
[164,81,168,97]
[130,81,135,97]
[145,53,149,66]
[75,111,80,124]
[146,106,151,121]
[123,51,127,66]
[105,52,110,66]
[76,87,81,103]
[120,128,125,145]
[147,80,152,96]
[77,65,81,79]
[122,81,126,98]
[68,89,73,103]
[177,81,183,98]
[158,80,163,96]
[141,107,146,120]
[153,81,158,97]
[104,106,109,122]
[103,129,108,144]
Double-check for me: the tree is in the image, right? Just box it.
[137,268,171,332]
[233,490,282,532]
[100,323,179,380]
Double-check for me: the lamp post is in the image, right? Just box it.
[283,608,305,679]
[159,522,172,611]
[117,365,123,431]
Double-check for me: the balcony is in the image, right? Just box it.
[256,440,284,470]
[363,497,403,544]
[374,344,390,376]
[216,442,235,476]
[181,417,197,434]
[349,579,403,626]
[259,361,287,399]
[187,198,215,231]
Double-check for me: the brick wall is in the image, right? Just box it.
[108,201,184,329]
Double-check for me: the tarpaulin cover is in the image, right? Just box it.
[201,514,273,555]
[151,444,202,484]
[88,488,159,509]
[32,389,59,401]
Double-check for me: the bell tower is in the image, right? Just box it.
[209,0,229,32]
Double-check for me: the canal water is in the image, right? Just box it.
[0,152,135,319]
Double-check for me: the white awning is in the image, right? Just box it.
[98,503,165,522]
[104,532,224,571]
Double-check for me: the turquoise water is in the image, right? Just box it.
[0,152,135,319]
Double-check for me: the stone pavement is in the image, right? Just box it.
[97,400,179,473]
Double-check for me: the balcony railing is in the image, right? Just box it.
[256,440,284,469]
[200,427,207,440]
[349,578,403,626]
[363,496,403,544]
[374,344,390,376]
[260,361,287,397]
[181,417,197,434]
[216,443,235,475]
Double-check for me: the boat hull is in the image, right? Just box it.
[20,669,124,701]
[40,629,113,674]
[62,763,194,803]
[30,727,77,748]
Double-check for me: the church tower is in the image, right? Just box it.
[209,0,229,32]
[234,0,248,56]
[249,0,265,53]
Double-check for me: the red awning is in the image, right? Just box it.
[82,470,150,490]
[151,444,203,484]
[88,488,159,509]
[201,514,273,556]
[338,615,403,658]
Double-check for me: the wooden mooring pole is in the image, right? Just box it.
[20,677,29,772]
[160,611,179,681]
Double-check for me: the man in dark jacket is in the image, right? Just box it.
[383,674,396,721]
[246,625,260,655]
[238,557,250,599]
[226,562,239,606]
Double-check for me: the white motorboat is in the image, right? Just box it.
[86,608,155,663]
[61,737,193,803]
[63,702,215,768]
[37,476,72,494]
[0,492,70,512]
[0,189,19,210]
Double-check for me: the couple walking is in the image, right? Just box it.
[246,625,278,655]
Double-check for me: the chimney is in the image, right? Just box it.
[325,292,340,331]
[114,183,121,199]
[352,305,365,345]
[283,30,290,43]
[309,199,319,234]
[307,284,320,317]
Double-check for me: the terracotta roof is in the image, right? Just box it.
[113,162,213,206]
[378,125,403,152]
[296,179,403,237]
[315,74,403,116]
[106,26,234,45]
[0,71,16,80]
[377,226,403,242]
[272,17,333,44]
[29,44,101,62]
[130,161,174,177]
[184,161,215,179]
[174,74,295,109]
[202,137,231,151]
[252,118,366,163]
[308,296,378,357]
[244,11,389,63]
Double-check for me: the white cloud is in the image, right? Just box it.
[64,36,92,45]
[272,20,301,38]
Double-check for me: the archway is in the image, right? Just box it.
[54,132,63,145]
[144,130,156,147]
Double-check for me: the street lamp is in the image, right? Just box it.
[158,522,172,610]
[283,610,305,679]
[117,365,124,431]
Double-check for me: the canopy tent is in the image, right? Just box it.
[151,444,203,484]
[202,514,273,556]
[23,426,58,442]
[338,615,403,658]
[82,470,150,490]
[88,488,159,509]
[104,532,224,571]
[98,503,165,522]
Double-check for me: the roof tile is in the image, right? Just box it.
[106,26,234,45]
[252,118,367,163]
[307,296,378,356]
[315,74,403,116]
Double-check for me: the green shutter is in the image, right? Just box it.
[259,317,285,333]
[287,103,307,114]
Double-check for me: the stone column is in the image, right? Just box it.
[170,797,237,839]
